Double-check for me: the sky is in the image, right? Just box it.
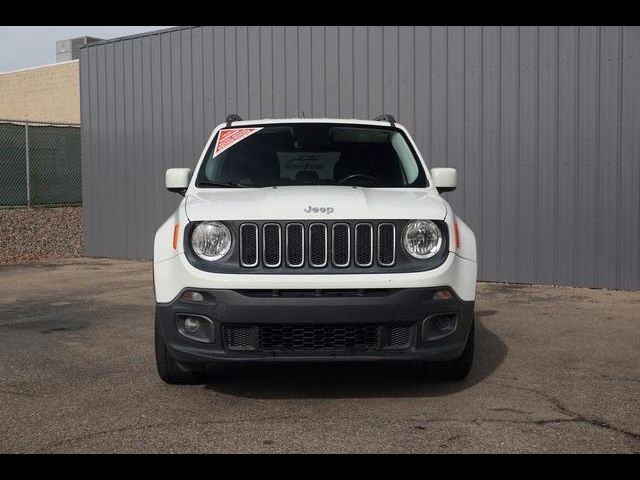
[0,26,175,72]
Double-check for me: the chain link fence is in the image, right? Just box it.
[0,119,81,207]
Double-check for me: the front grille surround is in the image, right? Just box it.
[377,223,396,267]
[331,223,351,267]
[308,223,328,268]
[285,223,305,267]
[354,223,374,267]
[239,223,259,267]
[262,223,282,268]
[183,219,449,274]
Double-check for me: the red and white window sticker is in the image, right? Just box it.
[213,127,263,157]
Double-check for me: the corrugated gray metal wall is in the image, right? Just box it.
[80,26,640,290]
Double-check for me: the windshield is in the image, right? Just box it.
[195,123,427,188]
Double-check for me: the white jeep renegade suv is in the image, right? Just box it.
[154,115,477,384]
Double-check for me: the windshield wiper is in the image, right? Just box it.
[198,180,250,188]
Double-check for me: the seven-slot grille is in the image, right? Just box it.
[239,222,397,269]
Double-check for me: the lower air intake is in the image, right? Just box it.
[223,323,414,352]
[260,324,378,351]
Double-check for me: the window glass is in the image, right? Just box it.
[196,123,427,188]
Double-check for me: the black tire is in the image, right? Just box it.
[422,316,475,381]
[155,310,203,385]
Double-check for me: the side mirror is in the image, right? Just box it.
[165,168,191,196]
[430,167,457,193]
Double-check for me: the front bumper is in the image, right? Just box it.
[156,287,474,364]
[154,251,478,303]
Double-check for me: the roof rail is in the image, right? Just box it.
[373,114,396,125]
[225,114,243,127]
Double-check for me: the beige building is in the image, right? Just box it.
[0,60,80,124]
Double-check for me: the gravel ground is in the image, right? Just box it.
[0,207,83,264]
[0,258,639,453]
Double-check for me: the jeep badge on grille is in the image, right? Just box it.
[304,206,334,214]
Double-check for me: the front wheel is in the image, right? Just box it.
[155,310,203,385]
[422,316,475,381]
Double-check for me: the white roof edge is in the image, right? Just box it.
[0,59,79,77]
[222,118,403,128]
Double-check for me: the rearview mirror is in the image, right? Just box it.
[430,167,457,193]
[165,168,191,195]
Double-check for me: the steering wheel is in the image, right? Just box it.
[337,174,382,186]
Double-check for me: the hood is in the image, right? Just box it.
[185,186,447,221]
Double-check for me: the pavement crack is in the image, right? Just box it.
[412,417,578,428]
[33,414,311,452]
[490,407,532,415]
[599,373,640,384]
[0,388,40,398]
[488,380,640,442]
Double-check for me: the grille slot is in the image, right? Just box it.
[262,223,282,267]
[377,223,396,266]
[355,223,373,267]
[239,223,258,267]
[332,223,350,267]
[308,223,328,267]
[285,223,304,267]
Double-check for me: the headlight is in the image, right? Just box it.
[402,220,443,259]
[191,221,232,261]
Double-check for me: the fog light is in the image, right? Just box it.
[433,289,453,301]
[422,313,458,342]
[181,291,205,302]
[176,314,215,343]
[433,316,455,332]
[183,317,200,333]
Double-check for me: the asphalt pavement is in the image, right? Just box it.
[0,258,638,453]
